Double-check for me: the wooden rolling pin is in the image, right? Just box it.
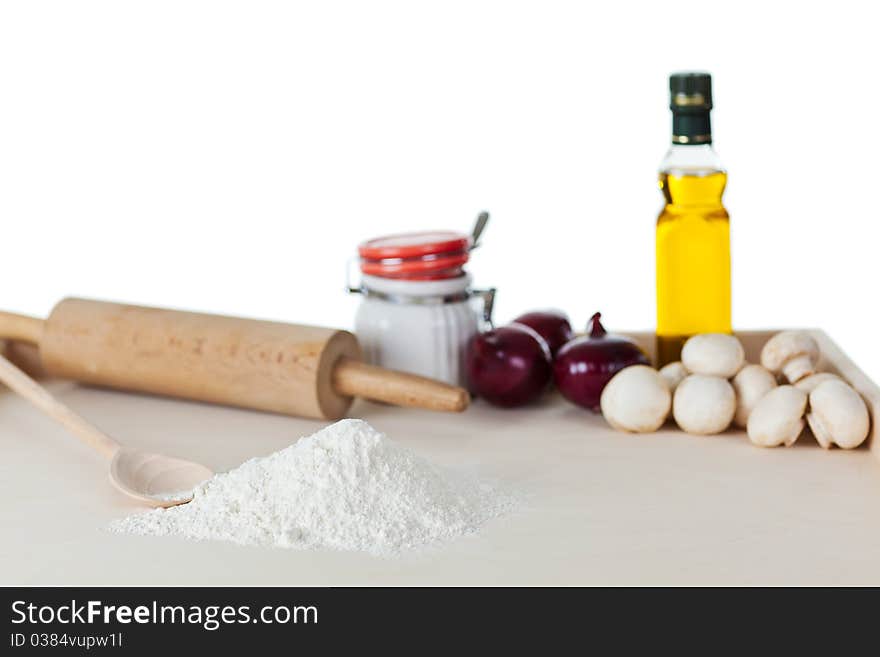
[0,298,469,420]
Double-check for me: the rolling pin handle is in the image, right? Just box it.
[0,311,45,346]
[331,358,470,413]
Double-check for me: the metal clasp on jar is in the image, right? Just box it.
[346,259,496,324]
[470,287,496,329]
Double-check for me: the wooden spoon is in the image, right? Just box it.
[0,353,212,508]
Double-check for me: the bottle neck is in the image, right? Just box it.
[672,110,712,145]
[659,143,724,175]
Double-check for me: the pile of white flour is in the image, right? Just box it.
[109,419,511,556]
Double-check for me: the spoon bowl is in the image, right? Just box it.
[0,352,214,508]
[110,448,214,508]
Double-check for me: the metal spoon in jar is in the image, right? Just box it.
[469,211,490,251]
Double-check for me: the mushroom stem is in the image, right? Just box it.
[781,354,815,383]
[806,413,832,449]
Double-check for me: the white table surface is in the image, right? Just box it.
[2,380,879,586]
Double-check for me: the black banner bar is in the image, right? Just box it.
[1,587,876,652]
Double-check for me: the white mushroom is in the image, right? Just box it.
[672,374,736,435]
[600,365,671,433]
[760,331,820,383]
[659,361,688,392]
[680,334,745,379]
[794,372,841,394]
[746,385,807,447]
[807,379,870,449]
[731,364,777,428]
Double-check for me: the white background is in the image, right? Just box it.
[2,1,878,378]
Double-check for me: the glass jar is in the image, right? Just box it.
[348,230,494,387]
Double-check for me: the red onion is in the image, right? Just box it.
[554,312,650,411]
[466,324,552,408]
[512,310,574,357]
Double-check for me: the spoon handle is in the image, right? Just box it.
[0,353,121,459]
[469,211,490,250]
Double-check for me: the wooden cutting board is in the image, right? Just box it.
[1,328,878,585]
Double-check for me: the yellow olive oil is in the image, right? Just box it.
[655,72,731,365]
[656,170,731,364]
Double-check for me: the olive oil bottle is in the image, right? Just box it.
[656,72,731,365]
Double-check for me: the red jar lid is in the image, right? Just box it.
[360,253,469,279]
[358,230,470,280]
[358,231,469,261]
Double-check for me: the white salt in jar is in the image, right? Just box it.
[349,231,494,387]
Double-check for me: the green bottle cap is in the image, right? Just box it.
[670,72,713,110]
[669,72,713,144]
